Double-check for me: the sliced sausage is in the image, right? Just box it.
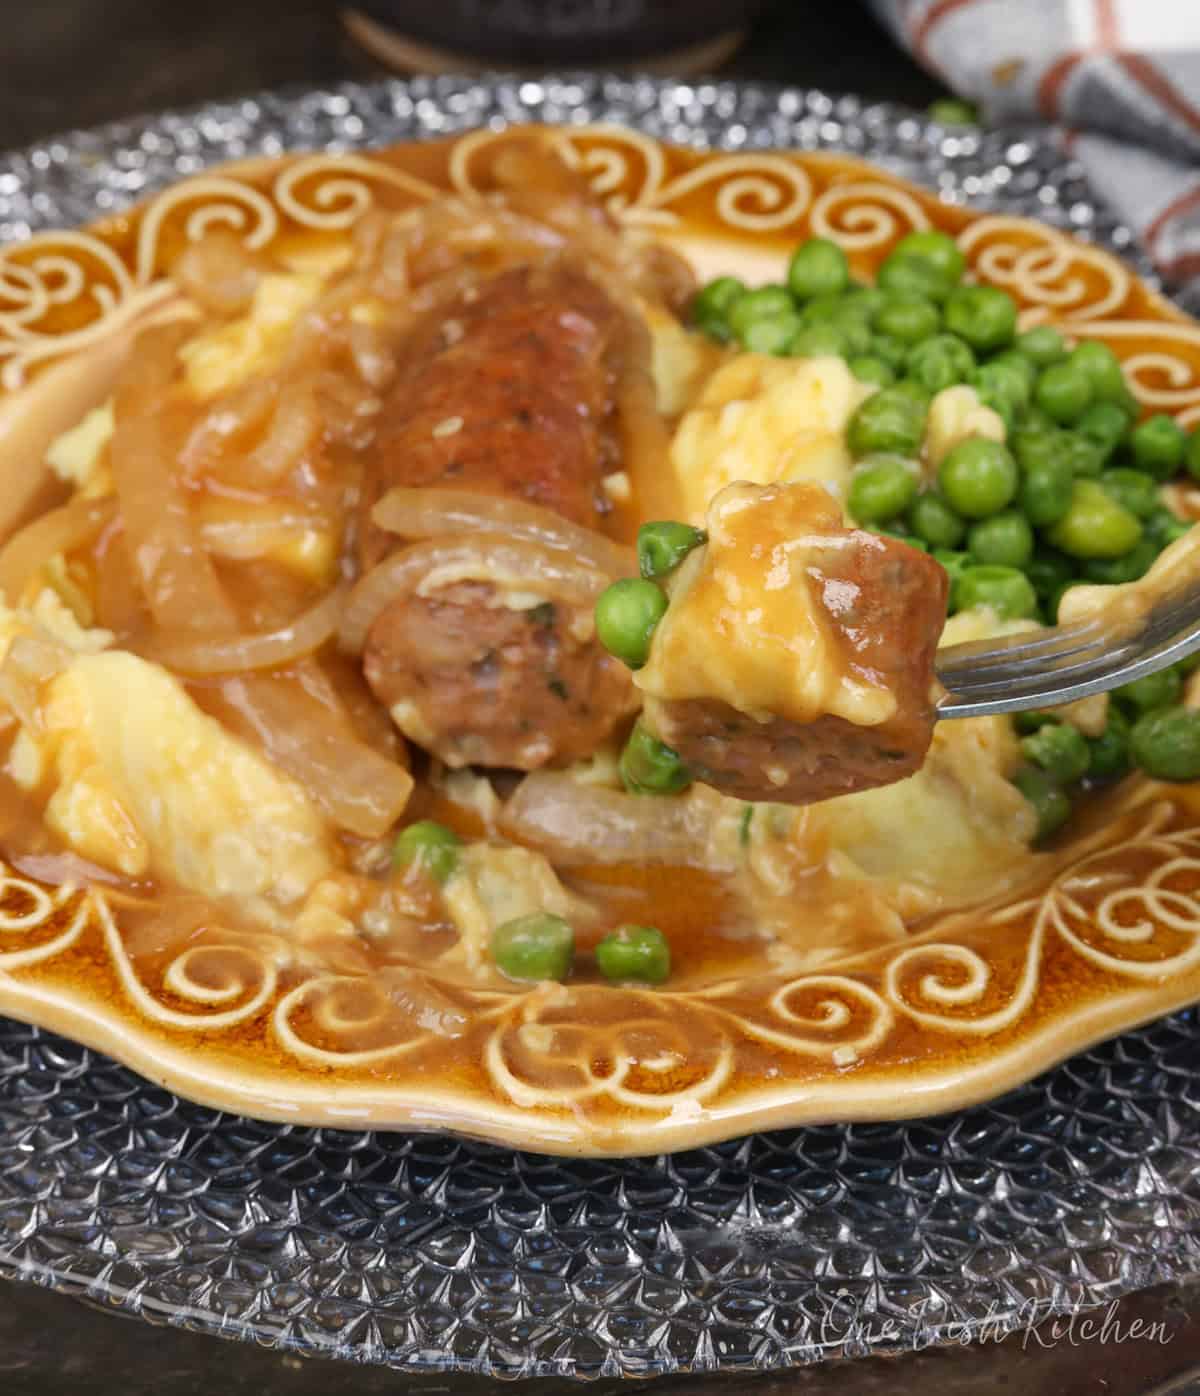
[638,483,949,805]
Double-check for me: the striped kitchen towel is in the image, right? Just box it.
[868,0,1200,309]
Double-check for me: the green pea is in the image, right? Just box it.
[744,311,804,355]
[1130,706,1200,782]
[878,253,953,304]
[491,912,574,983]
[875,294,941,345]
[1082,538,1158,586]
[849,355,896,387]
[1097,468,1160,520]
[1145,508,1192,548]
[595,924,671,985]
[846,386,927,457]
[1015,325,1068,369]
[954,564,1038,619]
[1014,710,1058,735]
[1012,425,1060,472]
[1131,413,1187,480]
[1016,404,1057,435]
[1020,722,1090,784]
[1078,400,1131,462]
[848,455,920,524]
[620,720,692,796]
[1034,361,1093,425]
[967,510,1034,568]
[1019,455,1075,527]
[690,275,746,341]
[870,333,910,372]
[890,378,933,408]
[1013,766,1072,840]
[938,437,1019,518]
[1024,547,1074,600]
[1186,427,1200,482]
[843,286,888,318]
[1116,666,1183,715]
[1087,707,1131,779]
[393,820,461,885]
[908,491,966,548]
[1069,341,1127,403]
[595,578,668,670]
[787,238,850,301]
[637,521,706,580]
[1046,480,1143,559]
[973,358,1032,416]
[1013,427,1100,483]
[891,230,966,285]
[929,97,980,126]
[829,311,874,356]
[906,333,975,393]
[1059,433,1105,478]
[787,322,848,359]
[728,285,795,339]
[987,350,1038,396]
[977,389,1017,437]
[934,548,971,590]
[798,292,848,325]
[943,285,1018,353]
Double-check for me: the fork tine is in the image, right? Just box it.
[933,555,1200,721]
[942,630,1142,696]
[934,622,1107,686]
[937,620,1102,668]
[938,617,1200,718]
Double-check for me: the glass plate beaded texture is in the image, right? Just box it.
[0,76,1197,1381]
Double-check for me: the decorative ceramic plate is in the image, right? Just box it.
[1,83,1200,1162]
[1,76,1200,1381]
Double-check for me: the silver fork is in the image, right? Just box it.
[935,578,1200,719]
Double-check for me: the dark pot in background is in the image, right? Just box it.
[344,1,769,74]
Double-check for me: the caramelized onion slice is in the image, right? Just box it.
[212,673,413,839]
[0,295,192,544]
[500,772,734,871]
[0,494,115,604]
[339,537,610,655]
[111,325,239,634]
[172,229,270,316]
[0,631,68,731]
[246,383,321,484]
[371,487,634,579]
[145,588,343,675]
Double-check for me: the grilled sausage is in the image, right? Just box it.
[358,262,638,769]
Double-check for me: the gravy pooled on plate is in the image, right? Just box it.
[1,152,1192,995]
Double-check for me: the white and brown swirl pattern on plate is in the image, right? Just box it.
[1,128,1200,1155]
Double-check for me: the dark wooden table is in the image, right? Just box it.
[1,2,1199,1391]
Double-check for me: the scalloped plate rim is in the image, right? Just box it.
[0,124,1199,1155]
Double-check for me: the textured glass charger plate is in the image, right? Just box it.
[0,76,1199,1377]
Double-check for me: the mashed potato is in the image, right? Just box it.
[178,273,326,399]
[441,843,587,973]
[813,713,1034,898]
[45,401,114,497]
[669,354,872,523]
[0,595,331,916]
[923,384,1006,472]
